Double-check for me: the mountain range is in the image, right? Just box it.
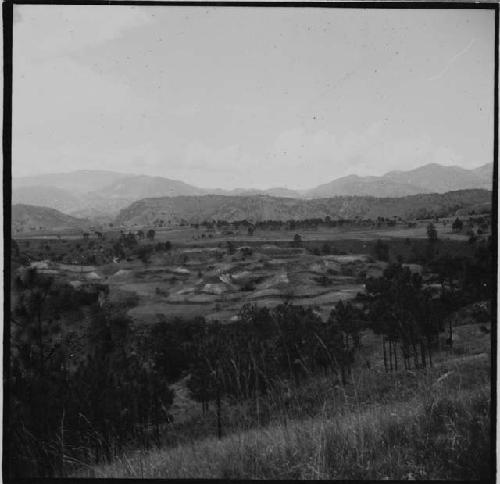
[115,189,491,227]
[12,162,493,219]
[12,189,491,234]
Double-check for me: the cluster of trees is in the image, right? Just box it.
[365,265,444,370]
[363,237,493,371]
[190,216,406,234]
[9,270,174,477]
[149,301,364,437]
[14,231,173,267]
[105,232,171,263]
[310,243,349,257]
[187,214,488,238]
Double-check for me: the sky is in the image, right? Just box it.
[12,5,495,190]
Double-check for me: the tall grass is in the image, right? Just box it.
[80,355,491,480]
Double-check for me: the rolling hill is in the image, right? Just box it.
[472,163,494,183]
[306,175,430,198]
[115,189,491,226]
[91,175,205,199]
[12,163,493,219]
[12,204,89,234]
[383,163,492,194]
[306,163,493,198]
[12,185,85,214]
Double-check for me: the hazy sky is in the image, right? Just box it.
[12,6,495,189]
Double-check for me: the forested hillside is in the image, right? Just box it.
[115,189,491,226]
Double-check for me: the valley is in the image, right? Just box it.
[8,4,495,479]
[13,213,484,326]
[9,164,495,482]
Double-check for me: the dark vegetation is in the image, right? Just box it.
[7,216,493,478]
[14,230,171,266]
[190,213,490,234]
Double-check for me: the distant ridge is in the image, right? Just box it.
[11,188,491,233]
[12,162,493,219]
[305,163,492,198]
[12,204,89,234]
[115,189,491,226]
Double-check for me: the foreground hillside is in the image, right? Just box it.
[116,189,491,226]
[81,320,491,480]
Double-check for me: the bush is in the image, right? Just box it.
[373,240,389,262]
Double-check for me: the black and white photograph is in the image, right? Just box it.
[4,1,497,479]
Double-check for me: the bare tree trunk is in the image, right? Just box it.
[420,341,427,368]
[383,337,388,372]
[250,350,260,426]
[412,342,419,369]
[216,387,222,439]
[388,340,393,372]
[60,407,65,477]
[394,342,398,371]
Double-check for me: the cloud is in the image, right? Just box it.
[14,56,131,127]
[12,55,138,176]
[264,124,437,182]
[14,5,153,60]
[176,125,464,189]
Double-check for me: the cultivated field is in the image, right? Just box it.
[13,220,482,325]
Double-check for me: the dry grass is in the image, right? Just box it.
[78,351,491,480]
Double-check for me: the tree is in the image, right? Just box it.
[467,229,477,245]
[227,241,236,255]
[452,217,463,232]
[10,271,93,476]
[373,239,389,262]
[137,245,153,264]
[366,264,421,370]
[426,223,438,243]
[146,229,156,241]
[292,234,302,248]
[327,301,362,383]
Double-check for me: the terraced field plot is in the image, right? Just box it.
[94,246,379,324]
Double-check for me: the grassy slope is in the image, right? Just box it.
[78,320,492,480]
